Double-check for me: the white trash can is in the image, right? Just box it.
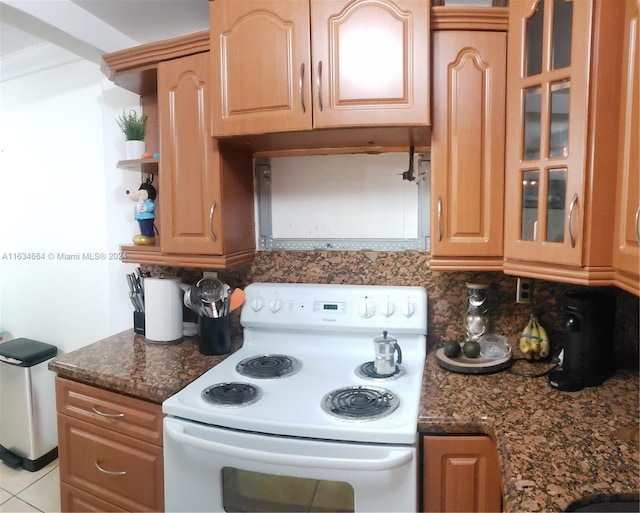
[0,338,58,471]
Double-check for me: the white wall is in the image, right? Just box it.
[270,154,420,239]
[0,50,144,354]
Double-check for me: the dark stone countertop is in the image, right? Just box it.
[419,351,639,512]
[49,330,638,512]
[48,327,243,403]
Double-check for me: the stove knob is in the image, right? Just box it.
[400,299,416,318]
[251,295,264,312]
[380,299,395,317]
[357,298,376,318]
[269,298,282,313]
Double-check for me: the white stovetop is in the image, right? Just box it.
[163,332,425,444]
[163,283,427,445]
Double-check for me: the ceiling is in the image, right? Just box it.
[0,0,209,62]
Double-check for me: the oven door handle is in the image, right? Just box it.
[165,420,413,471]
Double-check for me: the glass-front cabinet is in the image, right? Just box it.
[612,0,640,296]
[504,0,627,283]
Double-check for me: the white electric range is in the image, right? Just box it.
[163,282,427,512]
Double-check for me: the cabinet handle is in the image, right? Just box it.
[437,197,443,242]
[317,61,323,112]
[568,193,579,248]
[209,201,217,242]
[635,206,640,244]
[95,461,126,476]
[92,406,124,418]
[299,63,306,113]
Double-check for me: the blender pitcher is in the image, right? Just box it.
[373,331,402,376]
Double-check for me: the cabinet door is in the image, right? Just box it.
[58,415,164,512]
[504,0,593,267]
[422,435,501,513]
[504,0,626,282]
[159,52,255,259]
[613,0,640,295]
[210,0,312,136]
[430,30,506,269]
[159,52,223,255]
[310,0,429,128]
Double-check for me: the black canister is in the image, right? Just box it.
[198,315,231,356]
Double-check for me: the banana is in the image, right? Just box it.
[519,315,534,356]
[539,344,549,358]
[530,317,540,354]
[519,314,550,360]
[537,318,550,358]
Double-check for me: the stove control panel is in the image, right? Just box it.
[400,299,416,318]
[357,298,376,318]
[313,301,348,314]
[379,299,395,317]
[241,283,427,333]
[269,298,282,313]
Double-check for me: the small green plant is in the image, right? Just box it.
[116,109,147,141]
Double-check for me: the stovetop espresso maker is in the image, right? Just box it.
[373,331,402,376]
[548,290,616,392]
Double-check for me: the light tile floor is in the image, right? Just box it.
[0,460,60,513]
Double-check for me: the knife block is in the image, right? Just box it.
[133,311,145,335]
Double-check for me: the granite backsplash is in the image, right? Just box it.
[144,251,639,366]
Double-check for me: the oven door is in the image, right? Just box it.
[164,417,417,513]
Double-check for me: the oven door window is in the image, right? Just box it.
[222,467,354,512]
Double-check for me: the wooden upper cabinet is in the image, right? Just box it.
[209,0,429,137]
[310,0,429,128]
[103,33,255,268]
[503,0,626,285]
[210,0,312,136]
[613,0,640,296]
[430,29,506,271]
[158,52,255,258]
[159,52,216,254]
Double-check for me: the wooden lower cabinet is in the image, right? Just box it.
[60,482,127,512]
[422,435,501,513]
[56,378,164,512]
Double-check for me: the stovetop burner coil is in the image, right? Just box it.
[236,354,302,379]
[321,385,400,421]
[356,361,406,380]
[201,382,262,407]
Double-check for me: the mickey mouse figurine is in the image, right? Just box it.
[126,176,157,245]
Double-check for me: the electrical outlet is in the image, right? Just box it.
[203,271,218,279]
[516,278,534,304]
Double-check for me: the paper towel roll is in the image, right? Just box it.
[144,277,183,343]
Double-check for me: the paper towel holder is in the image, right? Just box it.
[143,276,184,345]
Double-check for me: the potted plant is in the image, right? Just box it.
[117,109,148,159]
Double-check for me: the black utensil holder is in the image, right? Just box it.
[198,315,231,355]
